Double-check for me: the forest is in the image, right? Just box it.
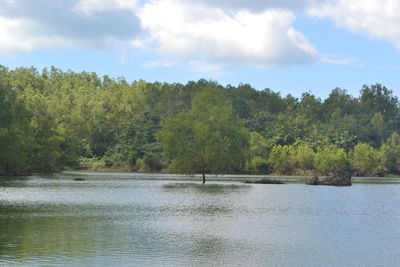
[0,65,400,177]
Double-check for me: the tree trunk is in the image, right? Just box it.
[202,173,206,184]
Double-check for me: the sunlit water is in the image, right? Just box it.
[1,172,400,266]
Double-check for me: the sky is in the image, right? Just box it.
[1,0,400,99]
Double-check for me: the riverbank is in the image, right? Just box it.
[59,171,400,184]
[3,170,400,185]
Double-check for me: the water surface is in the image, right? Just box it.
[1,173,400,266]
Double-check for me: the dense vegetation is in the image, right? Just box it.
[1,65,399,177]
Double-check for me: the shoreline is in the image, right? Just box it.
[57,171,400,184]
[3,170,400,184]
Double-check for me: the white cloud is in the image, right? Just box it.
[0,0,141,55]
[73,0,137,16]
[309,0,400,49]
[0,17,39,54]
[0,0,321,70]
[138,0,319,68]
[188,61,222,73]
[185,0,315,12]
[142,60,176,67]
[0,17,78,54]
[321,55,360,65]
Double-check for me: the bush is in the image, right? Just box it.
[350,143,379,176]
[247,156,270,174]
[295,143,315,171]
[78,157,106,169]
[136,152,163,173]
[315,145,351,175]
[379,133,400,175]
[269,145,296,174]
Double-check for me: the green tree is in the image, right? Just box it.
[314,145,351,175]
[380,133,400,174]
[249,132,267,157]
[247,156,269,174]
[269,145,296,174]
[295,143,315,172]
[247,132,269,174]
[2,64,400,178]
[0,78,33,175]
[298,92,323,121]
[136,152,163,173]
[350,143,379,176]
[370,112,385,146]
[157,85,250,183]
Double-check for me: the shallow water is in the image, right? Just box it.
[1,173,400,266]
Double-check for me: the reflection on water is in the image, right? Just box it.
[163,182,250,192]
[1,173,400,266]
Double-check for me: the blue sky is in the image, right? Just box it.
[1,0,400,99]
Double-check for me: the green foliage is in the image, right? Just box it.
[249,132,268,157]
[78,157,106,170]
[269,145,296,174]
[247,156,270,174]
[295,143,315,171]
[370,112,385,145]
[158,85,250,179]
[379,133,400,175]
[314,145,351,175]
[1,64,400,177]
[246,132,269,174]
[350,143,380,176]
[0,78,33,175]
[136,152,163,173]
[298,92,323,121]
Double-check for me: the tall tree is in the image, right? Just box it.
[157,85,250,183]
[0,78,33,175]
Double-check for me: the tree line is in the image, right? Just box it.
[0,65,399,177]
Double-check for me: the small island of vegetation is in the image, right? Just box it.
[1,65,399,182]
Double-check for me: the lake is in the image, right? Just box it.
[1,172,400,266]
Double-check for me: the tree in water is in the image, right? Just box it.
[157,84,250,183]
